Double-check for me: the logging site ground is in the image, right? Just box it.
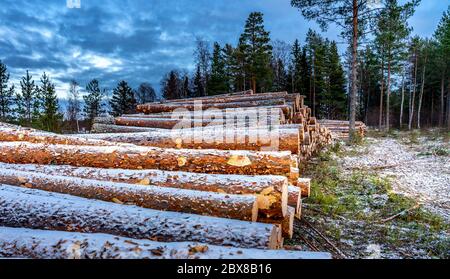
[290,129,450,259]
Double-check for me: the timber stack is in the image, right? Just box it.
[0,118,331,259]
[318,120,367,140]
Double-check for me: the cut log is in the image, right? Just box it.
[160,91,289,105]
[259,206,295,239]
[91,123,161,133]
[0,185,280,249]
[114,117,225,129]
[136,99,287,114]
[288,185,302,219]
[0,227,332,259]
[0,142,297,181]
[0,169,258,221]
[0,163,287,219]
[0,123,119,146]
[73,127,300,154]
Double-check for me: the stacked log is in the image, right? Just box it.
[0,185,280,249]
[0,227,331,259]
[318,120,367,140]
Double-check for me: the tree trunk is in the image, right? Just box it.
[417,57,427,129]
[447,78,450,129]
[440,75,445,127]
[0,226,331,259]
[0,185,280,249]
[408,48,418,130]
[386,60,391,131]
[0,142,298,181]
[399,72,405,128]
[349,0,358,141]
[0,162,288,219]
[379,57,384,130]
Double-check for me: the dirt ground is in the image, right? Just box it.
[286,129,450,259]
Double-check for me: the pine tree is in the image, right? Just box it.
[207,42,228,95]
[239,12,273,93]
[110,80,136,116]
[434,6,450,128]
[375,0,417,130]
[0,61,15,122]
[290,39,302,93]
[162,70,180,100]
[83,79,105,127]
[326,41,347,119]
[192,66,205,97]
[135,83,156,104]
[16,70,39,125]
[271,58,288,92]
[38,72,61,132]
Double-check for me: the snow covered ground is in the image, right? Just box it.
[339,134,450,222]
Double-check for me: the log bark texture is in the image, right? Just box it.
[0,185,279,249]
[0,169,258,221]
[0,227,331,259]
[0,163,287,219]
[0,142,297,180]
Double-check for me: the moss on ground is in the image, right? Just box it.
[294,140,449,258]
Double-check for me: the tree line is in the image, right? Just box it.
[0,63,157,132]
[160,12,348,120]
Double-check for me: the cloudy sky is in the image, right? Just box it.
[0,0,448,98]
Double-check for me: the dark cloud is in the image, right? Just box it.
[0,0,447,98]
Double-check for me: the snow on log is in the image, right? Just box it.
[136,99,287,114]
[0,169,258,221]
[0,163,288,218]
[114,117,225,129]
[72,127,300,154]
[161,92,289,105]
[91,123,162,133]
[0,227,331,259]
[0,185,280,249]
[0,142,297,180]
[0,122,120,146]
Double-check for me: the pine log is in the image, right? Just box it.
[161,90,253,103]
[160,91,289,105]
[0,163,287,218]
[114,117,225,129]
[72,127,300,154]
[0,185,279,249]
[0,123,119,146]
[288,185,302,219]
[259,206,295,239]
[136,99,287,114]
[91,123,161,133]
[0,169,258,221]
[0,227,332,259]
[0,142,297,180]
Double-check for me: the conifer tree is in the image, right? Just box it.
[162,70,180,100]
[239,12,273,93]
[193,66,205,97]
[0,61,15,122]
[207,42,228,95]
[110,80,136,116]
[38,72,61,132]
[83,79,105,127]
[16,70,39,125]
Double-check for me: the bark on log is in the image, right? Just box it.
[73,127,300,154]
[0,142,297,180]
[0,227,332,259]
[0,163,287,219]
[259,206,295,239]
[160,92,289,105]
[136,99,287,114]
[0,169,258,221]
[91,123,161,133]
[0,185,279,249]
[0,123,119,146]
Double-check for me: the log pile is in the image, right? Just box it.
[318,120,367,140]
[0,91,338,259]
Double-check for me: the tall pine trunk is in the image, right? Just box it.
[349,0,358,141]
[447,78,450,130]
[386,60,391,131]
[379,57,384,130]
[440,76,445,127]
[399,72,405,128]
[408,49,418,130]
[417,57,427,129]
[365,75,371,125]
